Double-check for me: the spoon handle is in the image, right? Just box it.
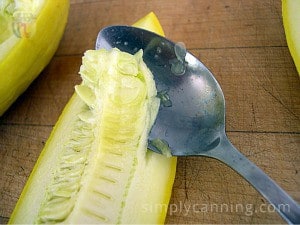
[204,135,300,224]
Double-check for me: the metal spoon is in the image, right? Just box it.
[96,26,300,224]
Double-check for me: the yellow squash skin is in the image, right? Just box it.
[0,0,70,116]
[282,0,300,75]
[9,12,177,224]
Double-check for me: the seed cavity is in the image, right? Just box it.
[35,48,160,224]
[35,117,94,224]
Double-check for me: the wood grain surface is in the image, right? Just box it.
[0,0,299,224]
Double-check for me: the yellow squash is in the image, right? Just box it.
[9,12,177,224]
[0,0,70,116]
[282,0,300,75]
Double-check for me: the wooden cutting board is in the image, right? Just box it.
[0,0,299,224]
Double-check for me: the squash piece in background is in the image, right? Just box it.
[0,0,70,116]
[282,0,300,75]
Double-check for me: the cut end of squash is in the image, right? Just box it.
[282,0,300,75]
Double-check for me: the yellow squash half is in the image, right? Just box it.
[0,0,70,115]
[9,12,177,224]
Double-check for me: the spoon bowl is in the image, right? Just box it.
[96,26,300,224]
